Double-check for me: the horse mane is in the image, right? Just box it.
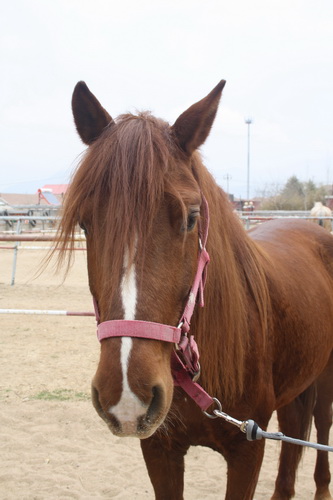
[190,155,271,401]
[55,111,271,402]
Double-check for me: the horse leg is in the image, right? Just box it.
[271,385,317,500]
[313,366,333,500]
[223,436,266,499]
[140,432,189,500]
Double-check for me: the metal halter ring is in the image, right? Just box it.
[203,397,223,419]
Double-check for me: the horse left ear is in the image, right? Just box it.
[72,81,114,145]
[172,80,226,155]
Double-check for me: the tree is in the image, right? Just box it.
[259,176,329,210]
[303,181,327,209]
[278,176,304,209]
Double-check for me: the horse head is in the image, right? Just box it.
[66,80,225,438]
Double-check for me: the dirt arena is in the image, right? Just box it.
[1,242,332,499]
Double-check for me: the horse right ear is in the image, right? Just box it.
[172,80,226,155]
[72,81,114,145]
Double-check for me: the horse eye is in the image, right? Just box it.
[187,213,198,231]
[182,210,200,233]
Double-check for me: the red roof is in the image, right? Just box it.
[40,184,69,195]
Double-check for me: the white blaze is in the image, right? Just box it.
[121,250,137,320]
[109,248,147,428]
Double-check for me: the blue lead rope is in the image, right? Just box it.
[206,399,333,453]
[245,419,333,452]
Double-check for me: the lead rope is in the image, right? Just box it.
[204,398,333,452]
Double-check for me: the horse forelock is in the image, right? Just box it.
[56,111,195,296]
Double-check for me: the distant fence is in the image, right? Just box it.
[239,211,333,230]
[1,212,332,285]
[0,205,59,231]
[0,215,85,285]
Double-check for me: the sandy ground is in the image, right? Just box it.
[0,241,332,499]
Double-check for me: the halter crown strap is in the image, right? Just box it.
[179,246,210,333]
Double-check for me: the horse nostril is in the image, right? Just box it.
[146,385,163,423]
[91,383,122,431]
[91,384,104,416]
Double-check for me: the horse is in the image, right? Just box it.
[310,202,332,232]
[56,80,333,499]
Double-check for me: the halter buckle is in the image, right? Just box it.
[203,397,223,419]
[191,362,201,382]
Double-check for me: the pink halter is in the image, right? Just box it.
[94,196,214,411]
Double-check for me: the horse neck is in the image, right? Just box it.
[195,179,270,401]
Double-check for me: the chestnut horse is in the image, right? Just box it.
[56,81,333,499]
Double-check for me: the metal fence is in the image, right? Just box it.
[239,210,333,230]
[1,212,332,285]
[0,215,85,285]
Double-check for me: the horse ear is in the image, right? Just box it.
[172,80,226,155]
[72,81,114,145]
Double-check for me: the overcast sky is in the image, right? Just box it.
[1,0,332,199]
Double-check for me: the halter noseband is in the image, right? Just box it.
[93,196,214,411]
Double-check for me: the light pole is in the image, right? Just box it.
[245,118,253,201]
[223,173,232,195]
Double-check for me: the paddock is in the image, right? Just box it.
[0,230,332,498]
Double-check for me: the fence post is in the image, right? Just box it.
[11,220,22,286]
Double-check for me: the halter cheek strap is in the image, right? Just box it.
[94,195,214,412]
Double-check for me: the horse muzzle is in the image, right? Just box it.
[91,379,169,438]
